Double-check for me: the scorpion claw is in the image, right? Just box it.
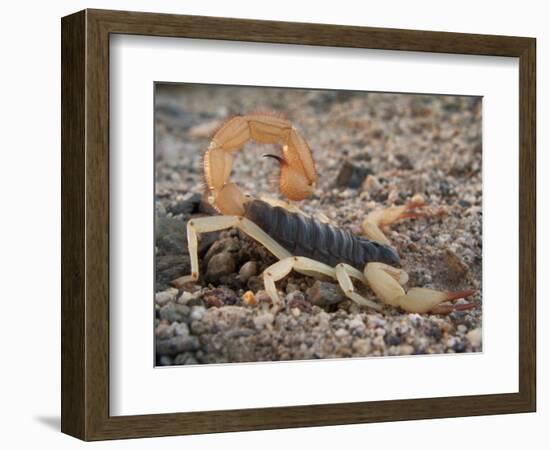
[398,288,476,315]
[428,289,477,315]
[429,302,476,315]
[362,194,430,243]
[395,209,428,221]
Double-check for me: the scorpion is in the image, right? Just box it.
[172,112,476,314]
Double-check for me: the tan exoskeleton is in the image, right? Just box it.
[172,112,475,314]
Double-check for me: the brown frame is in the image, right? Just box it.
[61,8,536,441]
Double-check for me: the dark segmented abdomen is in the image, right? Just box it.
[243,200,400,270]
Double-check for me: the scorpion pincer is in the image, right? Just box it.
[172,112,476,315]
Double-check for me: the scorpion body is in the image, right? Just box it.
[244,199,401,269]
[173,112,476,314]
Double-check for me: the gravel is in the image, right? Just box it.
[154,84,483,365]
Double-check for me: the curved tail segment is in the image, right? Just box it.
[203,114,318,215]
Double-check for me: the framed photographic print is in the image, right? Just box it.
[61,9,536,441]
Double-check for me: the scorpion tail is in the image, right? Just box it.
[203,114,318,214]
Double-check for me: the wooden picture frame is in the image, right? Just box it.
[61,8,536,441]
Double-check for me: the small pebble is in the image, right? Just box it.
[242,290,258,306]
[238,261,258,282]
[442,248,469,280]
[156,335,199,356]
[190,306,206,321]
[177,291,194,304]
[253,313,274,329]
[206,252,236,282]
[363,175,381,192]
[400,344,415,356]
[335,329,349,338]
[466,328,482,347]
[159,303,190,323]
[155,323,172,339]
[348,317,366,331]
[155,288,178,306]
[372,335,386,349]
[307,281,345,306]
[335,161,371,188]
[370,317,387,328]
[352,339,372,355]
[172,322,189,336]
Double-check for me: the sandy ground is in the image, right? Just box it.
[154,84,482,365]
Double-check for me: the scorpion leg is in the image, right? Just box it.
[263,257,296,307]
[362,194,434,244]
[171,216,241,288]
[263,257,381,311]
[172,216,292,288]
[236,217,292,260]
[263,256,335,307]
[335,263,382,310]
[364,262,475,314]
